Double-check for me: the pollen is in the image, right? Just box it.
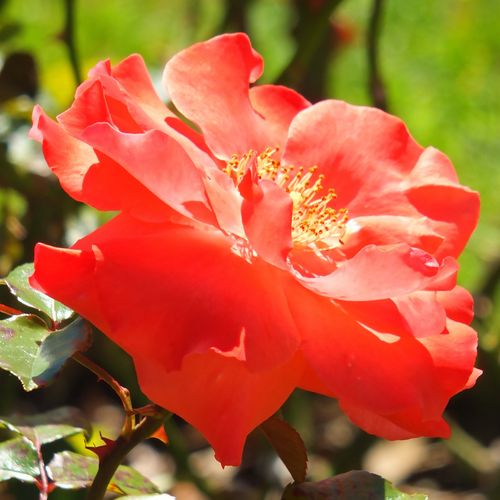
[224,148,349,250]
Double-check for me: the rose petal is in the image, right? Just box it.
[405,183,480,259]
[296,296,442,417]
[340,402,451,440]
[202,172,245,237]
[249,84,310,151]
[164,33,270,158]
[283,101,479,260]
[292,289,477,439]
[295,244,458,301]
[392,292,447,338]
[464,368,482,390]
[85,54,173,129]
[436,286,474,325]
[59,75,152,136]
[418,318,479,395]
[57,80,116,136]
[30,244,109,331]
[241,178,293,268]
[283,100,422,215]
[338,299,412,339]
[342,215,444,259]
[31,214,301,373]
[30,106,173,222]
[111,54,172,124]
[135,350,304,466]
[30,106,96,201]
[409,147,459,184]
[80,123,215,224]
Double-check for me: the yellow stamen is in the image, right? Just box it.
[225,148,349,250]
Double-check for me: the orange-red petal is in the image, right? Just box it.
[135,351,305,466]
[32,214,301,373]
[163,33,270,158]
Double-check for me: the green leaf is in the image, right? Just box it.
[384,481,428,500]
[112,464,161,495]
[282,471,428,499]
[0,407,90,445]
[31,317,91,386]
[1,263,73,324]
[0,437,39,483]
[260,415,308,483]
[47,451,160,494]
[0,314,50,390]
[0,315,91,391]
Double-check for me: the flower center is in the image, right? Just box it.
[224,148,348,250]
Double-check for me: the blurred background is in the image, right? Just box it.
[0,0,499,498]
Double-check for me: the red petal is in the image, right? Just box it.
[392,292,447,339]
[436,286,474,325]
[80,123,215,224]
[292,289,477,439]
[283,101,479,260]
[57,80,114,136]
[341,289,473,343]
[30,244,109,332]
[241,178,293,268]
[111,54,171,124]
[418,319,479,396]
[408,147,458,183]
[283,100,422,215]
[297,297,440,418]
[30,106,96,202]
[295,244,458,301]
[58,76,149,136]
[342,215,444,259]
[31,214,301,373]
[135,351,304,466]
[340,402,451,440]
[464,368,482,389]
[249,85,310,151]
[202,172,245,237]
[405,183,480,259]
[163,33,270,157]
[87,55,173,129]
[30,107,173,222]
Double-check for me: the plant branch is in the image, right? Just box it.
[276,0,345,90]
[367,0,388,110]
[72,352,134,436]
[0,303,23,316]
[73,352,171,498]
[85,408,169,500]
[61,0,82,85]
[35,438,51,500]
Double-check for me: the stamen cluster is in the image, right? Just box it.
[224,148,348,249]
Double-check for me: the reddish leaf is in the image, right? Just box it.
[86,433,116,461]
[260,415,307,482]
[149,425,168,445]
[282,471,428,499]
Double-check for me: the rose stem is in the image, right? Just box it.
[72,352,135,436]
[85,408,169,500]
[61,0,82,85]
[367,0,388,110]
[0,303,23,316]
[276,0,345,89]
[73,352,172,498]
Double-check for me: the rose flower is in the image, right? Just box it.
[30,34,480,466]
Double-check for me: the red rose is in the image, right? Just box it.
[30,33,480,466]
